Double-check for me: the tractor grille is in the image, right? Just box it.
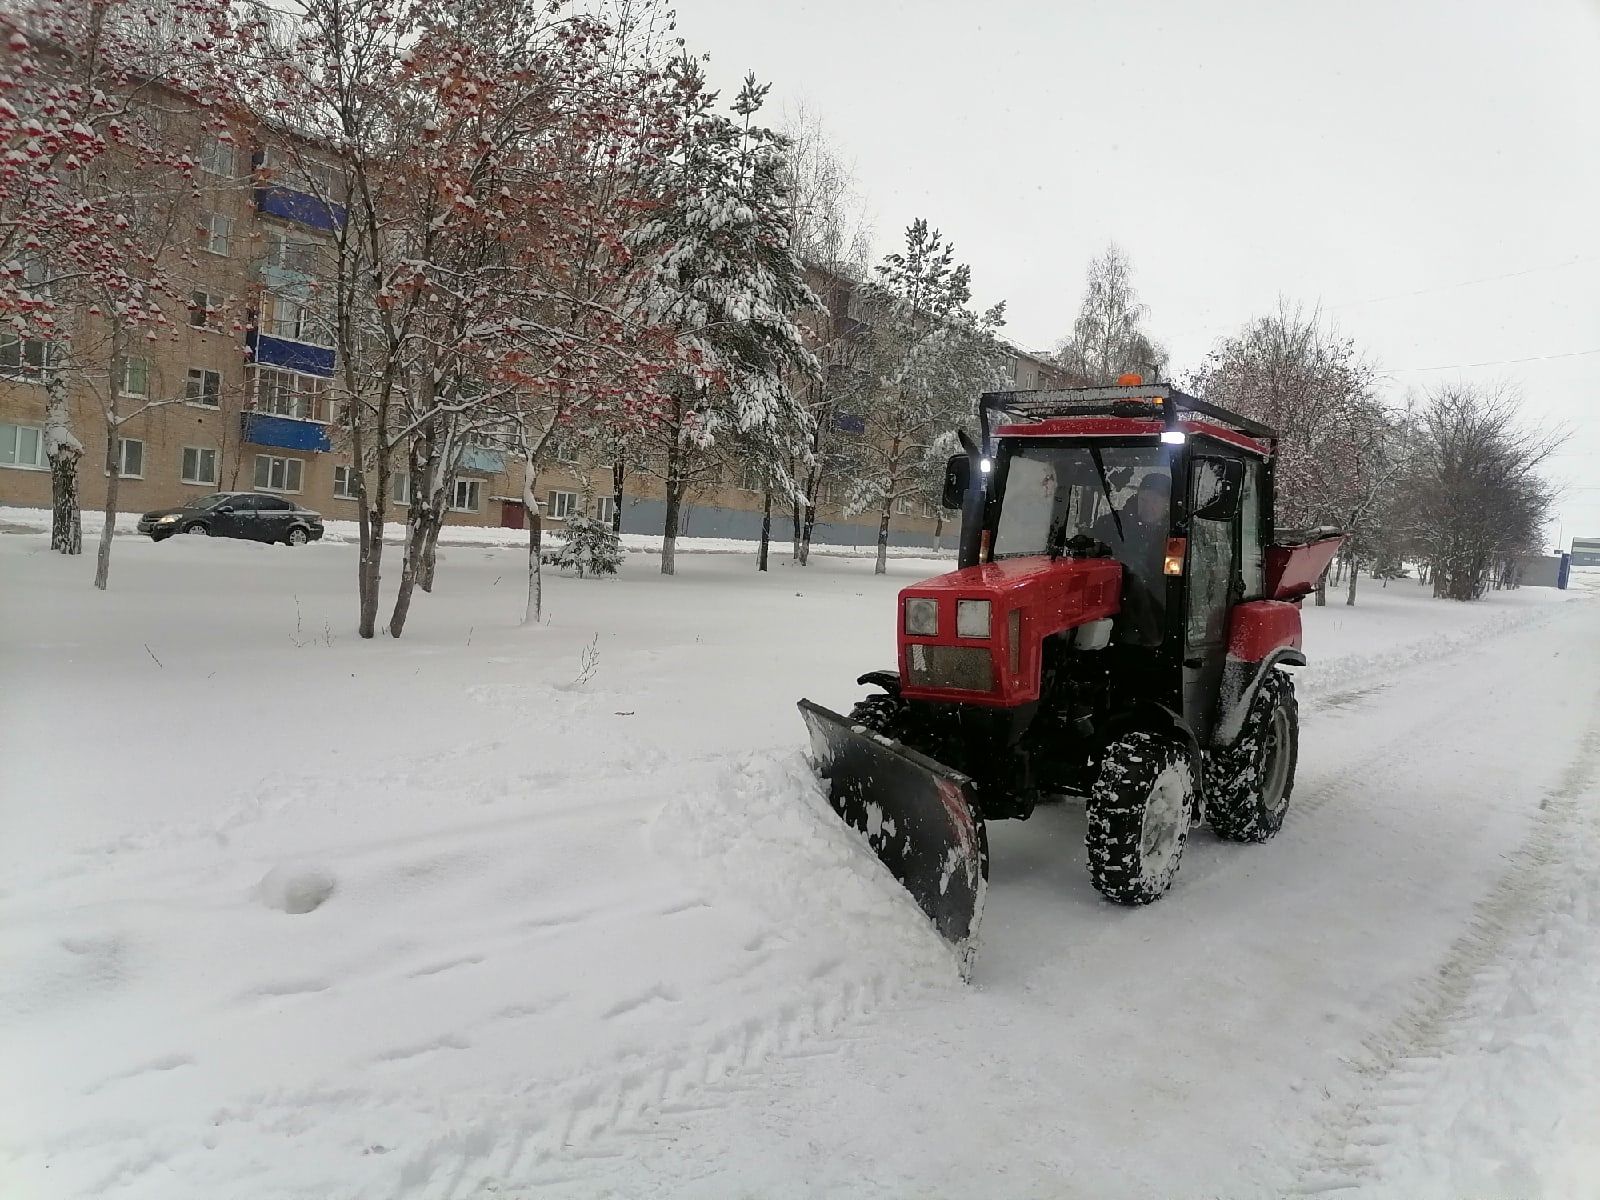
[907,644,995,693]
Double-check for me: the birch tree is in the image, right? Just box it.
[1053,243,1167,385]
[780,104,872,564]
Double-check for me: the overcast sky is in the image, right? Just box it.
[670,0,1600,549]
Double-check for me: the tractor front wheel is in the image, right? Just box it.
[1207,670,1299,843]
[1086,732,1195,905]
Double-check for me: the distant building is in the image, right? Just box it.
[1572,538,1600,568]
[0,91,1068,548]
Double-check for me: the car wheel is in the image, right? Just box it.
[287,527,309,546]
[183,522,210,536]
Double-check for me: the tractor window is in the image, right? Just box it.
[1186,483,1235,647]
[993,445,1166,561]
[1239,462,1264,598]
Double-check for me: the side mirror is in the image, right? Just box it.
[1192,457,1244,521]
[216,504,235,514]
[941,454,970,511]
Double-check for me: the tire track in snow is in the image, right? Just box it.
[325,751,961,1200]
[1290,692,1600,1197]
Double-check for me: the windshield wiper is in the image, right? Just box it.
[1090,447,1124,544]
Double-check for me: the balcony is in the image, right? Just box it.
[246,331,335,378]
[459,445,505,474]
[254,185,346,234]
[241,412,332,453]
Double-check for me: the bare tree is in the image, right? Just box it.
[779,106,873,565]
[1401,383,1562,601]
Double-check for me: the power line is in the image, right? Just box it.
[1386,347,1600,374]
[1326,255,1600,311]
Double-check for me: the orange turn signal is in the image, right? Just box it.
[1163,538,1186,575]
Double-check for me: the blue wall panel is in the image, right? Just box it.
[616,496,941,550]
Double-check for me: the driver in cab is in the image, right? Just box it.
[1094,472,1171,647]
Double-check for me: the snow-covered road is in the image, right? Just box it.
[2,531,1596,1198]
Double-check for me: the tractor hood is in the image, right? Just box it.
[897,555,1123,707]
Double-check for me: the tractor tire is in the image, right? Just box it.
[1086,731,1195,905]
[1206,669,1299,843]
[847,692,907,737]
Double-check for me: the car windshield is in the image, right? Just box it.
[193,494,234,510]
[992,444,1168,559]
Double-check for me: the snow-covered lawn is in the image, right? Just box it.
[2,530,1596,1199]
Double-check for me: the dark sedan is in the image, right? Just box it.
[138,492,325,545]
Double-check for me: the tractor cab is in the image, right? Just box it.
[798,380,1343,977]
[945,380,1284,746]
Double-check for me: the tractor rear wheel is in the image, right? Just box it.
[1086,732,1194,905]
[1206,669,1299,843]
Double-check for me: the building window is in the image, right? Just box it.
[593,495,616,525]
[189,290,221,329]
[254,453,303,493]
[736,461,764,492]
[895,495,914,516]
[117,438,144,479]
[261,292,330,346]
[262,146,336,197]
[0,332,49,380]
[254,366,326,421]
[185,367,221,406]
[198,212,232,256]
[548,439,578,465]
[181,446,218,485]
[119,357,149,398]
[546,490,577,519]
[265,229,322,274]
[452,479,481,513]
[920,500,939,519]
[815,479,839,506]
[333,464,359,499]
[198,136,235,177]
[0,421,46,469]
[391,470,411,506]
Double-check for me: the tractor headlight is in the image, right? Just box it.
[956,599,991,639]
[904,597,939,636]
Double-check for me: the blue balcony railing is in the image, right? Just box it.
[247,331,335,378]
[254,185,346,234]
[241,412,332,453]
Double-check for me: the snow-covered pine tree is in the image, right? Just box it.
[633,63,820,576]
[846,220,1008,575]
[553,512,625,578]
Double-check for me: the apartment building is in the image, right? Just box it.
[0,126,1068,550]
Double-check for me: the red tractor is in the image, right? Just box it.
[799,381,1343,973]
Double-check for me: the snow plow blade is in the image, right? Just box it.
[798,699,986,976]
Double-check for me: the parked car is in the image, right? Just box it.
[138,492,325,546]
